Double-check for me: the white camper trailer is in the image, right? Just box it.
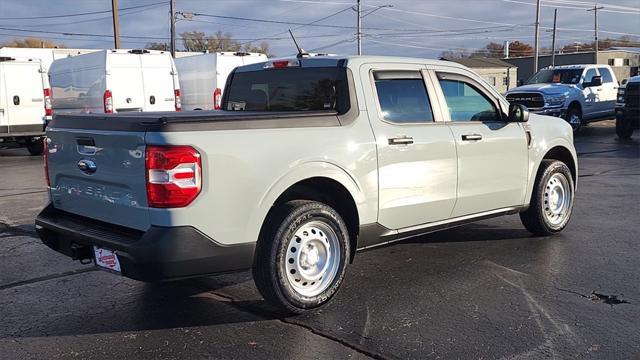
[49,49,181,114]
[175,52,267,110]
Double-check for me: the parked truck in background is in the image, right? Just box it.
[0,56,51,155]
[175,52,267,111]
[48,49,181,114]
[506,65,618,133]
[615,75,640,139]
[36,56,577,313]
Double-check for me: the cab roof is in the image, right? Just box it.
[234,55,467,72]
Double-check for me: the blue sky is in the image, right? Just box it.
[0,0,638,58]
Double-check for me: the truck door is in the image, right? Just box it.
[597,67,617,116]
[430,70,528,217]
[0,63,6,135]
[2,61,44,133]
[581,68,600,119]
[360,63,458,230]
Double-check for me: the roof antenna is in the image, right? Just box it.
[289,29,308,58]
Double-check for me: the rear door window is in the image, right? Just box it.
[225,67,349,113]
[373,71,434,123]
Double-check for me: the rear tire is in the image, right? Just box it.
[616,114,633,140]
[26,138,44,156]
[520,160,575,236]
[252,200,350,314]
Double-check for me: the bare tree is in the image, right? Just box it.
[1,37,65,48]
[180,30,273,56]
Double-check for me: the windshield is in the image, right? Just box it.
[527,69,583,85]
[224,67,350,113]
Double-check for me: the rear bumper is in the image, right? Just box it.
[35,204,255,281]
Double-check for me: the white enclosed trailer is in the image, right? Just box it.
[49,49,181,114]
[0,47,98,71]
[0,56,50,155]
[175,52,267,110]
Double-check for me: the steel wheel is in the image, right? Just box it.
[542,173,572,226]
[284,220,340,297]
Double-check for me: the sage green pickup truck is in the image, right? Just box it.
[36,55,577,313]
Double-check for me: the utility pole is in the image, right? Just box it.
[533,0,541,73]
[111,0,121,49]
[170,0,176,57]
[587,4,604,63]
[356,0,362,55]
[551,8,557,68]
[503,40,509,58]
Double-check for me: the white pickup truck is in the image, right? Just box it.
[36,56,577,313]
[506,64,618,132]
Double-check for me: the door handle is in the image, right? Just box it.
[596,88,602,92]
[388,136,414,145]
[461,133,483,141]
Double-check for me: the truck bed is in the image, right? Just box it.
[49,110,342,132]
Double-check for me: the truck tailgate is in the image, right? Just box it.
[46,127,149,231]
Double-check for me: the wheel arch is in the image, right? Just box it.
[568,100,582,114]
[256,163,368,262]
[542,145,577,182]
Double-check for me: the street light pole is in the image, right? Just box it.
[356,0,362,55]
[587,4,604,63]
[551,8,557,68]
[170,0,176,57]
[533,0,541,73]
[111,0,121,49]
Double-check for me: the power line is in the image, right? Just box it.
[0,2,166,20]
[0,3,167,28]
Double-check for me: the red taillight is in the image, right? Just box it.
[145,145,201,208]
[43,137,50,187]
[272,60,290,68]
[213,87,222,110]
[103,90,113,113]
[174,89,182,111]
[43,88,53,116]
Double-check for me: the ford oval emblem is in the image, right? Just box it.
[77,159,97,174]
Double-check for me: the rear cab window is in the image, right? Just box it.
[224,65,350,114]
[373,71,434,124]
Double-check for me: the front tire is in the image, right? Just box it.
[564,106,583,134]
[520,160,575,236]
[252,200,350,314]
[616,114,633,140]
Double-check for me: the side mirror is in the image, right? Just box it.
[585,75,602,87]
[508,103,529,122]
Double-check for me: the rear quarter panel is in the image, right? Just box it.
[144,116,378,246]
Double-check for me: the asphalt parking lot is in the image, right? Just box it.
[0,120,638,359]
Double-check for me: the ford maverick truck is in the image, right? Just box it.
[506,64,618,133]
[36,56,577,313]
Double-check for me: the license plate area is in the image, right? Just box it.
[93,246,122,273]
